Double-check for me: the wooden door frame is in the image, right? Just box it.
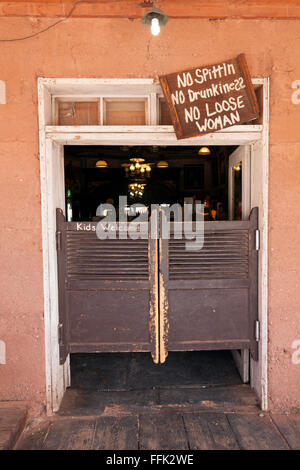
[228,146,251,383]
[228,146,251,222]
[38,78,269,414]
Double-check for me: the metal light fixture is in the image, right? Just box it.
[198,147,211,156]
[157,160,168,168]
[95,160,108,168]
[122,158,152,177]
[128,183,146,199]
[141,1,168,36]
[233,163,241,171]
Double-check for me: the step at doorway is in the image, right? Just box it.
[58,351,260,416]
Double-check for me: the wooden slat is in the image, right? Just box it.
[271,414,300,450]
[69,342,151,353]
[139,412,189,450]
[66,227,149,281]
[56,209,69,364]
[67,279,150,290]
[92,415,138,450]
[43,420,96,450]
[184,413,239,450]
[227,414,289,450]
[169,226,249,280]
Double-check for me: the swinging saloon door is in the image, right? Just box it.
[56,209,159,364]
[56,208,259,364]
[159,208,259,363]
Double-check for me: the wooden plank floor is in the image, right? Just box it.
[16,410,300,450]
[0,403,28,450]
[15,353,300,450]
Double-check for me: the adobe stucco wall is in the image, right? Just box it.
[0,15,299,412]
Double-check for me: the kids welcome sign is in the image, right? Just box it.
[159,54,259,139]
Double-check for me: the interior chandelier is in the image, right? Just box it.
[128,183,146,198]
[122,158,152,178]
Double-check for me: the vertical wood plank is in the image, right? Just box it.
[159,209,170,364]
[92,415,138,450]
[65,420,96,450]
[184,413,240,450]
[56,208,69,364]
[43,419,95,450]
[139,412,188,450]
[227,414,289,450]
[149,210,159,364]
[249,207,259,361]
[271,414,300,450]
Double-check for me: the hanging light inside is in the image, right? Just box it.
[157,160,168,168]
[95,160,108,168]
[123,158,152,177]
[128,183,146,199]
[198,147,211,156]
[141,2,168,36]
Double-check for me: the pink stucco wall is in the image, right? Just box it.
[0,15,299,412]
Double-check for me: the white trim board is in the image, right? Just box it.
[38,77,269,414]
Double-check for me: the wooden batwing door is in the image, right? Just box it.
[56,207,258,365]
[56,209,160,364]
[158,208,259,364]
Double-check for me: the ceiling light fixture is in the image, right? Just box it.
[198,147,211,156]
[157,160,168,168]
[122,158,153,178]
[95,160,108,168]
[141,1,168,36]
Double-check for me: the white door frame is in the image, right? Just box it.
[228,146,251,222]
[38,78,269,414]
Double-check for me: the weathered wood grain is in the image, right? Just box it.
[184,412,239,450]
[42,419,95,450]
[271,414,300,450]
[93,415,138,450]
[227,413,290,450]
[139,412,188,450]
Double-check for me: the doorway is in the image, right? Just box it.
[59,145,258,392]
[38,77,269,414]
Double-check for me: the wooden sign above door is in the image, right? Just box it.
[159,54,259,140]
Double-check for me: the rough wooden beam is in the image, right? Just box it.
[1,0,300,19]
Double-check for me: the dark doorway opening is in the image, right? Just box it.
[58,351,253,415]
[70,351,242,391]
[64,144,237,222]
[60,144,256,411]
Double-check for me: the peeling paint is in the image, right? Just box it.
[149,212,159,364]
[159,224,170,364]
[159,271,169,364]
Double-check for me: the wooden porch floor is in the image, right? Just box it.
[16,352,300,450]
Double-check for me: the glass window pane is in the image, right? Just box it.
[159,99,172,125]
[104,100,146,125]
[57,101,99,125]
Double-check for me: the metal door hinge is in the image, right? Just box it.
[255,320,260,342]
[255,229,260,251]
[56,231,62,251]
[58,323,63,344]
